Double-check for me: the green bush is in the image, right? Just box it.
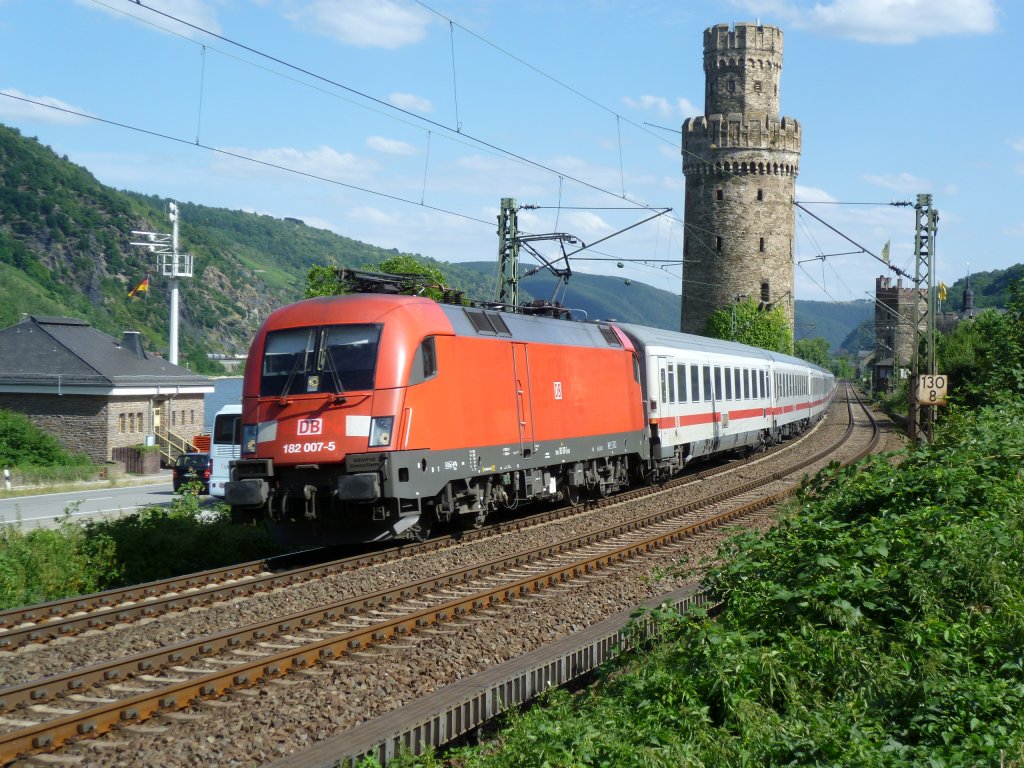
[0,487,281,610]
[0,513,118,607]
[0,409,93,468]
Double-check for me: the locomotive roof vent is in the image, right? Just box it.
[465,308,512,336]
[598,325,622,347]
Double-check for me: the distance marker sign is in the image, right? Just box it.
[916,374,948,406]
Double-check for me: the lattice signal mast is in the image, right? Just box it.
[130,202,193,365]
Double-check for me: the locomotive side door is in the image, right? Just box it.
[511,343,535,457]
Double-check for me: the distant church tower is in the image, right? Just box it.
[680,22,802,336]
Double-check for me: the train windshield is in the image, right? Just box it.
[260,324,382,397]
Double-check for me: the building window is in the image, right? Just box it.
[129,413,136,433]
[716,188,723,201]
[757,188,764,201]
[759,237,766,252]
[716,236,723,252]
[171,411,176,427]
[119,414,126,433]
[190,410,195,425]
[137,412,144,432]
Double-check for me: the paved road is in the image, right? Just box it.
[0,481,180,529]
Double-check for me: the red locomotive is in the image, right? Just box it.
[226,275,834,544]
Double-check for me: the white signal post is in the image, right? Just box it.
[130,202,193,365]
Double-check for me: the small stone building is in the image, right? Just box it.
[0,316,213,464]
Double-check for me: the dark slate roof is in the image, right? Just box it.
[0,316,212,388]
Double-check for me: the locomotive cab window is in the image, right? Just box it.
[408,337,438,385]
[261,324,381,397]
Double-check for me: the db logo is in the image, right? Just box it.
[297,418,323,435]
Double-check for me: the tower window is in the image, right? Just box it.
[759,237,766,252]
[716,188,723,201]
[761,281,771,304]
[753,81,762,92]
[727,79,735,93]
[716,236,723,252]
[757,188,764,201]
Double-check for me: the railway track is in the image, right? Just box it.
[0,399,833,653]
[0,384,878,765]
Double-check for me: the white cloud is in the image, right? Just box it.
[623,95,700,119]
[795,184,838,203]
[1009,138,1024,153]
[366,135,418,155]
[389,92,433,113]
[861,172,931,193]
[75,0,222,35]
[0,89,92,124]
[214,145,377,181]
[288,0,433,49]
[731,0,997,43]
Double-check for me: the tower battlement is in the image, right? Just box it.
[702,23,784,121]
[682,114,801,173]
[703,23,783,56]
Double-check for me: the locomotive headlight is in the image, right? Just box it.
[242,424,258,455]
[369,416,394,447]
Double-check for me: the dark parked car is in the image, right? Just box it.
[172,452,211,493]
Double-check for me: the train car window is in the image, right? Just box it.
[714,367,722,400]
[734,368,742,399]
[743,369,750,399]
[691,366,700,403]
[632,355,640,382]
[724,367,733,400]
[408,337,438,385]
[703,366,712,402]
[668,365,676,403]
[677,364,688,402]
[659,367,668,404]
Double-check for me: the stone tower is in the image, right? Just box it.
[680,22,801,336]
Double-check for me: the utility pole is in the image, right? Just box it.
[496,197,519,308]
[907,193,938,446]
[130,202,194,365]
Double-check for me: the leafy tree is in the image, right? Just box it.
[303,264,344,298]
[794,336,831,368]
[935,277,1024,409]
[704,298,792,353]
[304,255,450,300]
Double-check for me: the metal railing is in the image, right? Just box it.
[153,427,198,465]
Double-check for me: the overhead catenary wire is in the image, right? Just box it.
[0,91,495,228]
[119,0,675,221]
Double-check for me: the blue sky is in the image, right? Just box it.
[0,0,1014,310]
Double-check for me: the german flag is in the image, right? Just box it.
[128,277,150,298]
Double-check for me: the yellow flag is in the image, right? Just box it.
[881,240,890,264]
[938,282,948,301]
